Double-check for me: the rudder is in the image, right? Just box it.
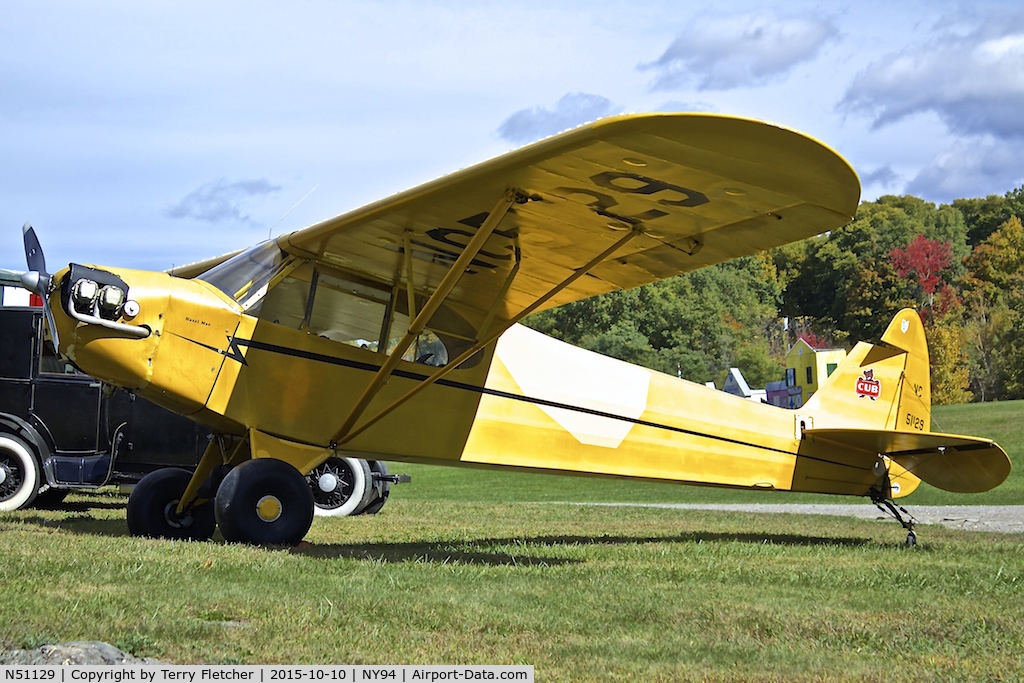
[801,309,930,433]
[879,308,931,433]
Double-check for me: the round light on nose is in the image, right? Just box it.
[98,285,125,311]
[123,300,140,319]
[72,279,99,311]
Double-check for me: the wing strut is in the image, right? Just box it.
[330,189,523,446]
[332,223,645,448]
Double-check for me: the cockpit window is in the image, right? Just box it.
[234,254,481,369]
[197,241,294,311]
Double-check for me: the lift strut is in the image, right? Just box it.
[330,189,523,447]
[333,223,646,448]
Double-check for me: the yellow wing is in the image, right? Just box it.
[279,113,860,331]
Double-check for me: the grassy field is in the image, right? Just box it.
[0,401,1022,680]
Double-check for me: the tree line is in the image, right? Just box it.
[523,186,1024,405]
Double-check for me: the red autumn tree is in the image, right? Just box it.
[890,234,953,307]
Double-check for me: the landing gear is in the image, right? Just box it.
[0,433,40,512]
[127,468,216,540]
[215,459,314,545]
[871,489,918,548]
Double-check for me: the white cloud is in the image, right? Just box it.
[497,93,618,144]
[640,10,837,91]
[840,18,1024,139]
[165,179,281,224]
[906,139,1024,203]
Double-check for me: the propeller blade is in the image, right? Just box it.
[19,222,59,349]
[23,222,47,277]
[42,298,60,350]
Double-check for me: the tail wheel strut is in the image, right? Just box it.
[871,488,918,548]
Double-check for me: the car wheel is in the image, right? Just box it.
[356,460,392,515]
[0,433,40,512]
[308,456,372,517]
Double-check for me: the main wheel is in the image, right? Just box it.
[216,458,314,545]
[0,433,41,512]
[308,456,372,517]
[127,468,216,540]
[356,460,392,515]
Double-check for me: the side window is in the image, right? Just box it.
[806,366,813,384]
[826,362,838,377]
[254,262,479,369]
[785,368,796,386]
[308,272,390,349]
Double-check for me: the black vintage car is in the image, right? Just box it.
[0,303,397,515]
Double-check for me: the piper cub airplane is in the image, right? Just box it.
[18,114,1010,546]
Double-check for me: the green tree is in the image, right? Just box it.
[927,286,973,405]
[953,186,1024,247]
[961,216,1024,400]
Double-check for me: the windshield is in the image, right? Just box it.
[198,241,290,311]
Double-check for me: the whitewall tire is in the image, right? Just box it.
[0,434,41,512]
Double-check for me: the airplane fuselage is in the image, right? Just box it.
[48,256,924,501]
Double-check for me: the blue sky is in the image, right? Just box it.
[3,0,1023,273]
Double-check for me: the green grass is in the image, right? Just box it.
[392,399,1024,507]
[1,492,1023,680]
[1,401,1021,678]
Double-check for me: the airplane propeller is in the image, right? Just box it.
[20,222,60,348]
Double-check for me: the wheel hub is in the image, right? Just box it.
[317,472,339,493]
[0,464,8,486]
[162,500,191,529]
[256,495,283,522]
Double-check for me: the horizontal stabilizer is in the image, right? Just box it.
[806,428,1011,493]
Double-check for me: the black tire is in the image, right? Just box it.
[356,460,391,515]
[0,433,41,511]
[216,458,314,545]
[127,468,216,541]
[308,456,372,517]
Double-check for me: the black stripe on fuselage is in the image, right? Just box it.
[223,335,826,463]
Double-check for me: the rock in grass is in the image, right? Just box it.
[0,641,162,665]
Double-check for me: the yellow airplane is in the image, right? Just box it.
[17,114,1010,547]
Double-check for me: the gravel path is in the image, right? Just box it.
[567,503,1024,534]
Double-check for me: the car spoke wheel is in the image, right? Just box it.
[308,457,372,517]
[0,434,40,512]
[216,459,314,545]
[127,468,216,540]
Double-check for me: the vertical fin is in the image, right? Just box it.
[879,308,931,433]
[801,308,930,433]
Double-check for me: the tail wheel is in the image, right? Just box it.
[216,458,314,545]
[0,433,40,512]
[127,468,216,540]
[308,457,373,517]
[356,460,392,515]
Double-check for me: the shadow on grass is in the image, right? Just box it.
[8,509,879,567]
[296,531,872,566]
[6,515,130,537]
[52,500,127,512]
